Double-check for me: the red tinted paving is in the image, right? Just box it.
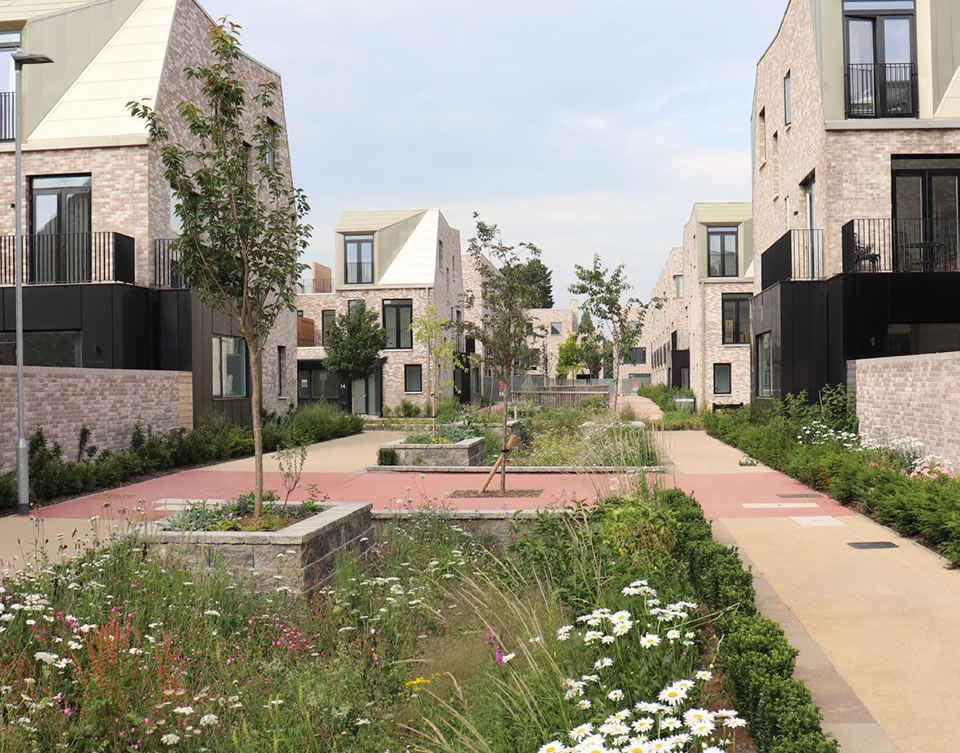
[35,467,853,522]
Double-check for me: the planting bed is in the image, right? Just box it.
[145,502,372,593]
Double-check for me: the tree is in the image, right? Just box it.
[410,304,462,433]
[570,255,657,410]
[555,332,585,380]
[463,214,540,492]
[578,311,603,377]
[129,21,310,517]
[602,338,613,379]
[505,257,554,308]
[323,302,388,400]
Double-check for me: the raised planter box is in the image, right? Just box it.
[382,436,486,466]
[144,502,372,594]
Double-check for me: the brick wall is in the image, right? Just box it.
[849,353,960,470]
[0,366,192,472]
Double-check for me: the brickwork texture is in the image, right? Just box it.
[0,365,192,472]
[849,353,960,471]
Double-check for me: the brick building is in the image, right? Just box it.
[751,0,960,406]
[295,209,466,415]
[0,0,298,469]
[645,203,754,409]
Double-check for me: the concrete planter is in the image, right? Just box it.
[382,436,486,466]
[144,502,373,594]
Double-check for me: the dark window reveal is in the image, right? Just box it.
[404,364,422,393]
[383,299,413,349]
[722,294,751,344]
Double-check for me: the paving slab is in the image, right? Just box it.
[657,429,770,474]
[719,514,956,753]
[208,431,405,473]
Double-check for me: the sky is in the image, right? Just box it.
[202,0,789,303]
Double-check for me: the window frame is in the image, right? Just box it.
[673,274,684,298]
[628,347,646,365]
[383,299,413,350]
[756,332,773,398]
[784,71,792,126]
[550,321,562,336]
[321,310,336,346]
[277,345,286,396]
[404,364,423,393]
[344,233,374,284]
[722,293,751,345]
[713,363,732,395]
[707,226,739,277]
[212,335,248,399]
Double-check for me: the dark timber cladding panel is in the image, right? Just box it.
[80,286,114,367]
[825,276,845,387]
[191,296,252,427]
[115,285,148,369]
[781,282,831,400]
[23,286,82,330]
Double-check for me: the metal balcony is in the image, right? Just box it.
[0,232,134,284]
[760,229,825,290]
[845,63,917,119]
[842,218,959,273]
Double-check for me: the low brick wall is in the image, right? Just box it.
[849,353,960,470]
[146,502,373,594]
[384,437,486,466]
[0,366,192,472]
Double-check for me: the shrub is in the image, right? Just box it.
[398,399,421,418]
[639,383,695,412]
[377,447,397,466]
[434,396,460,422]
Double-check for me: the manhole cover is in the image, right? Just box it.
[848,541,898,550]
[777,493,823,498]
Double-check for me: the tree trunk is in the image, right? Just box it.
[500,374,508,493]
[249,344,264,518]
[612,341,620,412]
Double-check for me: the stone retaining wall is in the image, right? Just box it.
[849,353,960,470]
[145,503,373,594]
[384,437,486,466]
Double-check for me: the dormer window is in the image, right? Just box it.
[844,1,916,118]
[344,234,373,284]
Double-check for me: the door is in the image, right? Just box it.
[30,175,92,283]
[845,13,915,116]
[803,179,818,278]
[894,170,960,271]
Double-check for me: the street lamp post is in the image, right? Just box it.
[12,51,52,516]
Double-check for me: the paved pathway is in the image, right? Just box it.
[657,431,956,753]
[3,426,957,753]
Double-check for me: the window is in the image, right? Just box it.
[404,364,422,392]
[277,345,286,395]
[383,299,413,349]
[0,31,20,93]
[321,310,336,346]
[0,331,82,368]
[628,347,646,365]
[757,107,766,164]
[722,294,751,344]
[169,186,183,235]
[347,300,361,314]
[674,274,684,298]
[265,118,278,170]
[344,234,373,284]
[550,322,562,335]
[525,322,534,335]
[844,1,916,118]
[784,72,792,125]
[714,363,732,395]
[212,336,247,398]
[30,175,92,283]
[298,367,339,400]
[757,332,772,397]
[771,131,780,197]
[707,227,739,277]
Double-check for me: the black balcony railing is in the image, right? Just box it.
[154,238,187,288]
[0,91,13,142]
[845,63,917,118]
[842,218,960,273]
[295,277,332,294]
[760,228,824,290]
[0,232,134,284]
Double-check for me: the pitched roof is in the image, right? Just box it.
[337,209,444,286]
[28,0,175,142]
